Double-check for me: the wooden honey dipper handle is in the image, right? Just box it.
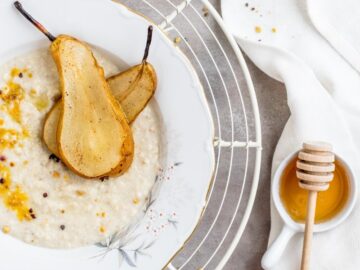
[301,190,317,270]
[296,142,335,270]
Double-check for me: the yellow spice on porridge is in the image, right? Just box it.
[0,68,34,222]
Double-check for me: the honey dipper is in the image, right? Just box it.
[296,142,335,270]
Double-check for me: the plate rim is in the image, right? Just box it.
[0,0,216,269]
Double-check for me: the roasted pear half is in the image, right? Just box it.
[14,2,154,178]
[51,35,134,178]
[43,62,157,156]
[108,25,157,121]
[43,27,157,157]
[108,62,157,122]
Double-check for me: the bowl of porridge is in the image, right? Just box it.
[0,0,215,269]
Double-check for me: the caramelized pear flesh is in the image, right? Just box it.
[43,62,157,156]
[108,62,157,122]
[43,101,61,155]
[52,35,134,178]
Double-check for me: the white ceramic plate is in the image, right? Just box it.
[0,0,215,269]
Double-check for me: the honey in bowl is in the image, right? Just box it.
[280,156,350,224]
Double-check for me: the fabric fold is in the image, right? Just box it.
[222,0,360,269]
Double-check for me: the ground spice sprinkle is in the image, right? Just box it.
[255,26,262,33]
[2,226,10,234]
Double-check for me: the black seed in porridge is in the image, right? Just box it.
[60,225,65,230]
[99,176,109,182]
[52,94,61,102]
[49,154,60,162]
[0,155,6,161]
[42,192,48,198]
[19,73,23,78]
[30,213,36,219]
[29,208,33,213]
[0,178,4,184]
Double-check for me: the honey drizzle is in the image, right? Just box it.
[0,68,28,123]
[0,67,34,222]
[0,161,32,221]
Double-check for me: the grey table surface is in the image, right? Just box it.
[121,0,290,269]
[227,61,289,270]
[204,1,289,269]
[207,1,290,269]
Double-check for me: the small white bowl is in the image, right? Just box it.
[261,151,357,269]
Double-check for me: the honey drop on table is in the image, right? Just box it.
[280,157,349,224]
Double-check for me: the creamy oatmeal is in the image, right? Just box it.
[0,49,160,248]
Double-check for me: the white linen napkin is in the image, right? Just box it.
[221,0,360,269]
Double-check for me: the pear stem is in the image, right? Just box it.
[142,26,153,62]
[14,1,56,42]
